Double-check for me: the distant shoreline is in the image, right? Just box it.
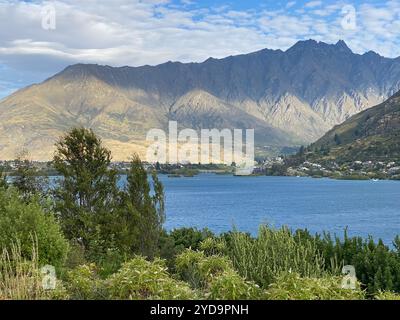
[4,171,400,182]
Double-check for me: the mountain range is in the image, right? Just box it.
[1,39,400,161]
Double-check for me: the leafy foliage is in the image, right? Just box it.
[170,228,214,252]
[199,237,227,256]
[374,291,400,300]
[265,272,365,300]
[65,264,106,300]
[175,249,232,289]
[11,151,45,200]
[117,154,165,259]
[0,187,69,268]
[53,129,166,267]
[107,256,195,300]
[229,225,325,288]
[311,230,400,295]
[53,127,119,253]
[208,269,263,300]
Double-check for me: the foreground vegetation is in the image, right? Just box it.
[2,220,400,300]
[1,127,400,300]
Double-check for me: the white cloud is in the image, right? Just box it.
[304,1,322,8]
[286,1,296,9]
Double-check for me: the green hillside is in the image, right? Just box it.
[309,90,400,164]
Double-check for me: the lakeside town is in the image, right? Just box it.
[2,156,400,180]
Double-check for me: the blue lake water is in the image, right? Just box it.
[156,174,400,245]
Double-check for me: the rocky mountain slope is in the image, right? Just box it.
[1,39,400,161]
[310,90,400,163]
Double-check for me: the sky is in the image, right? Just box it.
[0,0,399,98]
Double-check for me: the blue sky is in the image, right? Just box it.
[171,0,388,10]
[0,0,399,98]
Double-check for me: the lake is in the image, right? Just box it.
[155,174,400,245]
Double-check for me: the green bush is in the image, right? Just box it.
[208,269,263,300]
[65,264,106,300]
[175,249,205,288]
[265,272,365,300]
[199,238,227,256]
[199,255,233,281]
[170,228,214,252]
[158,229,218,270]
[64,241,87,270]
[0,187,69,269]
[230,225,325,288]
[308,230,400,294]
[107,256,195,300]
[175,249,232,289]
[374,291,400,300]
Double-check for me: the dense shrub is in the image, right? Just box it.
[107,256,195,300]
[175,249,205,288]
[0,187,69,269]
[170,228,214,252]
[265,273,365,300]
[175,249,232,289]
[199,238,227,256]
[298,230,400,294]
[65,264,106,300]
[208,269,263,300]
[374,291,400,300]
[158,229,179,264]
[64,241,87,270]
[229,225,325,288]
[159,229,217,270]
[10,154,46,200]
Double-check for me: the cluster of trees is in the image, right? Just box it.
[1,128,165,273]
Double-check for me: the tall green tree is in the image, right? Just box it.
[53,128,118,250]
[119,154,165,258]
[53,128,165,263]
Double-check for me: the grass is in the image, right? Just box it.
[0,238,67,300]
[0,239,42,300]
